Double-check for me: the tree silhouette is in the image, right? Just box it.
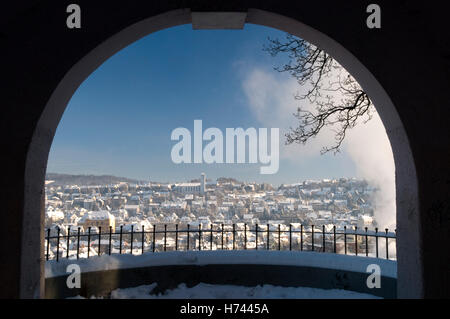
[264,34,375,154]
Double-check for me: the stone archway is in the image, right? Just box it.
[4,3,440,299]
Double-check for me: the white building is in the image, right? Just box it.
[79,210,115,231]
[174,173,207,194]
[200,172,206,194]
[174,183,201,194]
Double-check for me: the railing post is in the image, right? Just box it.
[67,226,70,259]
[244,223,247,250]
[232,224,235,250]
[344,226,347,255]
[87,227,91,258]
[142,225,145,255]
[311,225,315,252]
[119,225,123,254]
[46,228,50,261]
[130,225,134,254]
[187,224,190,251]
[108,226,112,255]
[175,224,178,251]
[56,227,60,262]
[98,226,102,256]
[198,224,202,251]
[278,224,281,251]
[394,228,397,258]
[164,224,167,252]
[77,227,80,260]
[221,224,224,250]
[289,224,292,251]
[255,224,258,250]
[333,225,336,253]
[210,224,213,251]
[365,227,368,257]
[385,228,389,259]
[375,227,379,258]
[355,226,358,256]
[300,224,303,251]
[152,224,156,252]
[322,225,325,253]
[266,224,269,250]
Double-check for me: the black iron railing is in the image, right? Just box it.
[44,223,396,262]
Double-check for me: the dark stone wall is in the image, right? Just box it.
[1,0,449,298]
[45,264,397,299]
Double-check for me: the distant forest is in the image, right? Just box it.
[45,173,148,186]
[46,173,248,187]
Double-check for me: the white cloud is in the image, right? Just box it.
[344,113,396,229]
[241,66,396,229]
[241,68,336,159]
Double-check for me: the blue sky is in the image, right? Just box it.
[47,24,358,185]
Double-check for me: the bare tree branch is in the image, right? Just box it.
[264,34,374,154]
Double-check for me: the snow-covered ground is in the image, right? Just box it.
[50,251,395,299]
[46,250,397,278]
[70,282,380,299]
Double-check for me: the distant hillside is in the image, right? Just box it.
[45,173,148,186]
